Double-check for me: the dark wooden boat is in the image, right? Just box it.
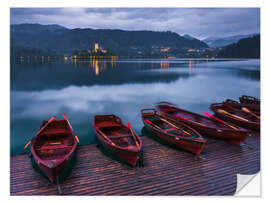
[28,113,78,183]
[93,115,142,167]
[223,99,260,114]
[210,102,260,131]
[141,108,206,155]
[239,95,260,105]
[156,102,249,145]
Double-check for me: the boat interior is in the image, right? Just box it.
[100,126,137,147]
[34,120,74,160]
[158,106,230,129]
[95,115,137,147]
[216,104,259,122]
[143,111,199,138]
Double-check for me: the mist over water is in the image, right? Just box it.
[10,58,260,155]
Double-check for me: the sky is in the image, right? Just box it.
[10,8,260,39]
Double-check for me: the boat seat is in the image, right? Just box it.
[40,128,71,136]
[36,144,73,151]
[109,134,132,139]
[97,122,121,128]
[164,128,176,132]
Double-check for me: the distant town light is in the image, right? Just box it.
[160,47,171,52]
[94,43,99,53]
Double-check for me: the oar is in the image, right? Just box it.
[203,112,238,130]
[62,113,79,143]
[241,107,260,119]
[75,135,80,143]
[156,116,191,136]
[217,109,249,122]
[62,113,73,132]
[174,115,205,127]
[94,126,116,146]
[24,116,56,150]
[145,119,181,140]
[24,140,32,150]
[127,122,139,147]
[157,116,179,129]
[145,119,162,130]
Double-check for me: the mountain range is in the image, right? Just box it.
[217,35,260,58]
[10,23,208,57]
[203,34,259,48]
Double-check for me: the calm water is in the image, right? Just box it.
[10,58,260,155]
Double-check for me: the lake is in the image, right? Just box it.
[10,58,260,155]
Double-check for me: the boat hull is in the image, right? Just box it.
[32,149,76,183]
[96,133,140,167]
[94,114,142,167]
[30,114,78,183]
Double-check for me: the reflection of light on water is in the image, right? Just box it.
[160,59,170,71]
[95,60,99,75]
[111,56,114,67]
[189,59,193,74]
[74,56,77,66]
[20,56,23,64]
[81,58,118,75]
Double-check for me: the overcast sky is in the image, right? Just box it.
[10,8,260,39]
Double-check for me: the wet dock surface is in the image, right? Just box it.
[10,131,260,195]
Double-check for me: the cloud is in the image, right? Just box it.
[10,8,260,39]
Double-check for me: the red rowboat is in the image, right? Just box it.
[156,102,249,145]
[141,108,206,155]
[210,102,260,131]
[29,113,78,183]
[93,115,142,167]
[223,99,260,114]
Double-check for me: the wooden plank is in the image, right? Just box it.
[10,131,260,195]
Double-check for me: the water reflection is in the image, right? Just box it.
[11,59,196,91]
[160,58,170,71]
[10,59,260,155]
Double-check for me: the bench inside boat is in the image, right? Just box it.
[34,121,74,160]
[98,125,136,147]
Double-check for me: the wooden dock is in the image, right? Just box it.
[10,132,260,195]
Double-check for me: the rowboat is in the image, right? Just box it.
[156,102,249,145]
[141,108,206,155]
[93,115,142,167]
[210,102,260,131]
[223,99,260,114]
[26,113,78,184]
